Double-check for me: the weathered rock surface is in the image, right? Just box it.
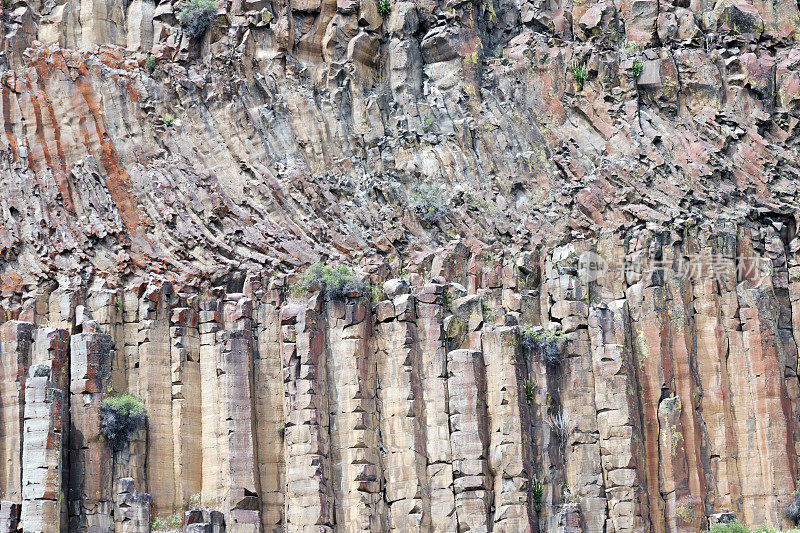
[1,0,800,530]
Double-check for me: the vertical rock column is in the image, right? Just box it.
[219,294,261,531]
[20,363,66,532]
[690,231,742,516]
[199,293,223,503]
[113,477,151,533]
[281,294,335,532]
[0,321,33,502]
[446,348,492,532]
[374,284,431,530]
[253,288,286,531]
[547,261,606,531]
[733,231,798,525]
[20,327,69,532]
[69,325,113,531]
[588,301,648,532]
[326,295,385,531]
[416,282,457,532]
[138,285,176,515]
[483,326,532,531]
[170,302,202,507]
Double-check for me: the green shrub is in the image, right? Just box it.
[100,394,146,451]
[570,60,588,90]
[631,59,643,78]
[524,380,534,405]
[144,56,156,72]
[151,513,182,531]
[290,263,365,300]
[177,0,217,39]
[530,477,543,513]
[411,184,449,224]
[163,113,175,126]
[376,0,391,17]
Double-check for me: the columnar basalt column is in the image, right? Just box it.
[325,294,385,532]
[218,294,261,531]
[690,231,743,518]
[732,230,798,526]
[281,294,335,532]
[588,300,648,532]
[446,348,492,532]
[374,282,430,530]
[170,301,202,508]
[138,284,176,515]
[69,324,113,531]
[113,477,151,533]
[0,501,20,532]
[20,326,70,532]
[20,363,67,532]
[253,286,286,532]
[200,293,224,504]
[0,321,33,503]
[482,325,533,531]
[415,281,457,532]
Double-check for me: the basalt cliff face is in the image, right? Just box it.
[0,0,800,530]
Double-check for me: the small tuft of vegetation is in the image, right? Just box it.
[368,284,383,302]
[478,250,496,265]
[411,184,449,225]
[376,0,391,18]
[570,60,588,90]
[151,513,182,531]
[481,300,496,322]
[144,56,156,73]
[631,59,643,78]
[177,0,217,39]
[115,299,122,310]
[520,324,563,366]
[706,523,750,533]
[277,422,286,439]
[530,477,543,513]
[546,412,576,444]
[524,380,534,405]
[186,492,202,509]
[100,394,146,451]
[3,0,10,10]
[442,286,450,310]
[290,262,365,300]
[162,113,175,127]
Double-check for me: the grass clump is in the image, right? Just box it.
[631,59,643,78]
[290,263,365,300]
[570,60,588,90]
[377,0,391,18]
[100,394,146,451]
[144,56,156,72]
[546,412,576,444]
[524,380,534,405]
[411,184,449,225]
[162,113,175,127]
[178,0,217,39]
[530,477,543,513]
[707,523,751,533]
[151,513,182,531]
